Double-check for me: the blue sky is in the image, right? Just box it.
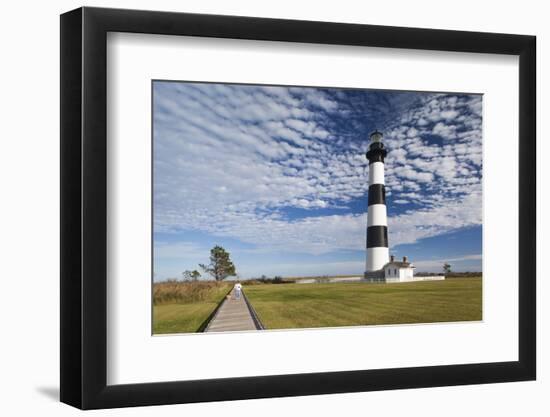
[153,81,482,280]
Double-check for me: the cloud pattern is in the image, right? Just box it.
[153,82,482,264]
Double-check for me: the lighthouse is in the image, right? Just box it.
[361,130,445,283]
[365,130,390,275]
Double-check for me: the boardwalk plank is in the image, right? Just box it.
[205,289,259,333]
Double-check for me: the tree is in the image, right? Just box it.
[443,262,451,274]
[199,245,236,281]
[182,269,201,281]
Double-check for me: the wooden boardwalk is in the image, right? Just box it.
[205,289,260,333]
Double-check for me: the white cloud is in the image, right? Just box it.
[394,165,434,183]
[440,110,459,121]
[407,127,419,137]
[413,254,482,271]
[388,190,481,247]
[432,122,458,139]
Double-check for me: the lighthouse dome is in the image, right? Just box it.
[370,130,383,143]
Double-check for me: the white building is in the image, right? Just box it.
[365,255,445,283]
[383,255,415,282]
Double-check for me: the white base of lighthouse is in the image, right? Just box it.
[366,247,389,271]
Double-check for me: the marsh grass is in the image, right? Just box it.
[153,280,231,305]
[153,281,232,334]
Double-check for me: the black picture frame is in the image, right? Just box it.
[60,6,536,410]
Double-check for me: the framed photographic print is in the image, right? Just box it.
[60,6,536,409]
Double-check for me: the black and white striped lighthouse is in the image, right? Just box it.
[365,130,390,272]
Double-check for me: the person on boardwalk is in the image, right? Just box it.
[234,282,242,300]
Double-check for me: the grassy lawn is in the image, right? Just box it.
[244,278,482,330]
[153,283,231,334]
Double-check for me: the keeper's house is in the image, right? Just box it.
[384,255,415,282]
[365,255,446,283]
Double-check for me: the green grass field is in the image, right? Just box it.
[244,278,482,330]
[153,284,231,334]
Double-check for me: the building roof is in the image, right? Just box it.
[384,261,414,268]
